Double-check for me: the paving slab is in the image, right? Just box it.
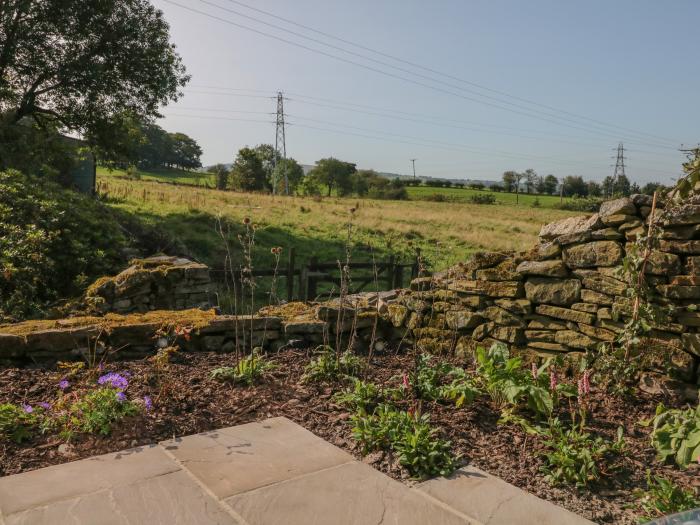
[0,445,179,516]
[4,470,241,525]
[160,416,354,499]
[226,461,470,525]
[416,466,595,525]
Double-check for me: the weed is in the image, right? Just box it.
[636,471,699,522]
[210,349,275,386]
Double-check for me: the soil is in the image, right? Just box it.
[1,349,698,524]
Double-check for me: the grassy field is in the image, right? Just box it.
[97,172,577,274]
[97,166,216,187]
[98,167,571,208]
[406,185,569,207]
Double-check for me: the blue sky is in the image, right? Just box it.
[153,0,699,184]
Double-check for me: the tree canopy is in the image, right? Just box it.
[0,0,188,157]
[308,157,357,196]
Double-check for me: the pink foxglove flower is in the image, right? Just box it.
[549,370,558,391]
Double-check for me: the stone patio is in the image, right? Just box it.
[0,417,593,524]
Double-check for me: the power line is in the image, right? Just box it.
[219,0,681,146]
[162,0,679,149]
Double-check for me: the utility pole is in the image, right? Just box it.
[611,142,626,197]
[273,91,288,195]
[410,158,417,181]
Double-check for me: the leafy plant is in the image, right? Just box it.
[49,387,141,439]
[334,379,382,412]
[351,403,457,479]
[645,403,700,469]
[539,419,624,489]
[589,344,640,397]
[437,367,481,408]
[303,346,364,383]
[210,349,275,386]
[636,471,699,523]
[475,344,553,418]
[0,403,38,443]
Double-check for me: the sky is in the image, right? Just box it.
[152,0,699,184]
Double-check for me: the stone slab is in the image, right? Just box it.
[226,461,469,525]
[4,470,240,525]
[0,445,180,516]
[417,466,594,525]
[160,417,353,499]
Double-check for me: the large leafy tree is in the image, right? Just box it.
[0,0,188,157]
[271,157,304,194]
[309,157,356,196]
[230,147,266,191]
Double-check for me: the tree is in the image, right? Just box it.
[271,158,304,194]
[308,157,356,196]
[207,164,229,190]
[502,171,517,192]
[230,147,266,191]
[535,176,546,194]
[0,0,188,160]
[168,132,202,170]
[615,174,632,196]
[524,169,538,194]
[586,180,602,197]
[543,174,559,195]
[630,181,641,195]
[562,175,588,197]
[642,182,666,195]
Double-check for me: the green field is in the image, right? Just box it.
[406,185,569,207]
[97,166,216,187]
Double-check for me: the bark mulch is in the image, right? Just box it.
[1,349,698,524]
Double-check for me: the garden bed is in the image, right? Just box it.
[1,348,698,524]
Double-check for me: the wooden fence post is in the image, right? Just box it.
[286,247,295,302]
[393,262,404,289]
[411,248,421,279]
[386,255,395,289]
[306,256,318,300]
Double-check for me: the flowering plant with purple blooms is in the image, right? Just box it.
[1,403,39,443]
[143,396,153,411]
[97,372,129,390]
[58,379,70,391]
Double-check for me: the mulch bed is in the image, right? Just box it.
[1,349,698,524]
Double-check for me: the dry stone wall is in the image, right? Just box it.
[387,194,700,361]
[84,255,213,315]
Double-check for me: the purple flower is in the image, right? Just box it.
[58,379,70,390]
[98,372,129,390]
[38,402,51,410]
[143,396,152,411]
[115,391,127,403]
[22,404,33,413]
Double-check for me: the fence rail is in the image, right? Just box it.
[209,247,422,302]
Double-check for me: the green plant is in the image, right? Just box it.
[636,471,699,523]
[589,344,640,397]
[475,344,553,418]
[303,346,364,383]
[210,350,275,386]
[49,387,141,439]
[469,193,496,205]
[645,403,700,469]
[540,419,624,489]
[0,403,38,443]
[334,379,382,412]
[351,403,457,479]
[437,367,481,407]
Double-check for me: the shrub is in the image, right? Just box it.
[0,403,38,443]
[636,472,700,522]
[469,193,496,205]
[303,346,365,383]
[0,169,129,320]
[531,197,541,208]
[394,354,479,407]
[645,403,700,469]
[540,420,624,489]
[210,350,275,386]
[555,196,603,212]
